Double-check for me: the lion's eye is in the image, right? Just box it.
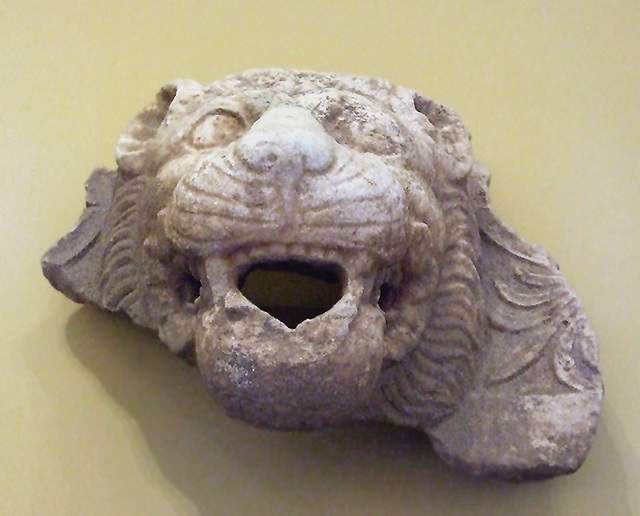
[302,93,403,156]
[188,109,246,149]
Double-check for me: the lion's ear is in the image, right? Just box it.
[115,79,203,174]
[425,166,603,479]
[412,94,473,180]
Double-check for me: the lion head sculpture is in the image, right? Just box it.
[42,69,602,480]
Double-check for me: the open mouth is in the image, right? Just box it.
[196,249,390,428]
[237,259,345,329]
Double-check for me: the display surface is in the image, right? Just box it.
[6,2,639,514]
[42,69,602,480]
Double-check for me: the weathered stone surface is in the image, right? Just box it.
[42,69,603,480]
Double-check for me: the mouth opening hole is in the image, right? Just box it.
[179,269,202,304]
[377,282,398,312]
[238,260,344,329]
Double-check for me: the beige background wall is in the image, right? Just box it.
[3,1,639,514]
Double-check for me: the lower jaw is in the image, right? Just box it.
[195,288,387,429]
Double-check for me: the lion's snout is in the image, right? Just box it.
[235,106,335,180]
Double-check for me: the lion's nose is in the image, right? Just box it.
[235,107,335,180]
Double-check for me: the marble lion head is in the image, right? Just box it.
[43,69,602,480]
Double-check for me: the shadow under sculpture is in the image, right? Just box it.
[42,69,603,481]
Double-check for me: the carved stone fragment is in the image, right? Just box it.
[42,69,603,480]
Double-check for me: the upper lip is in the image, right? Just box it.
[164,145,409,264]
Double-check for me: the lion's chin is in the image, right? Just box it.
[194,260,388,429]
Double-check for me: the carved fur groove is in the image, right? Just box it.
[43,69,602,480]
[380,181,483,427]
[99,175,147,311]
